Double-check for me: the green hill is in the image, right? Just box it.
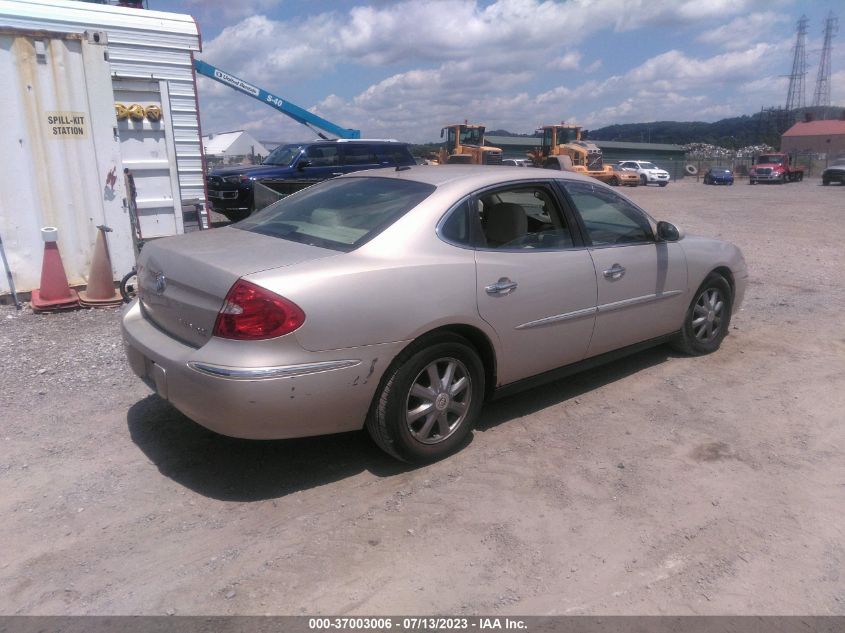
[585,107,844,147]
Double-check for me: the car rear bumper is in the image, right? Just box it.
[121,300,400,440]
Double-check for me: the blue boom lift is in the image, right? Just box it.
[193,59,361,139]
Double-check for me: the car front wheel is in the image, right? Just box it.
[221,209,251,223]
[640,174,647,185]
[366,332,484,463]
[671,274,733,356]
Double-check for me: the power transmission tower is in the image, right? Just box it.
[785,15,809,115]
[812,11,839,119]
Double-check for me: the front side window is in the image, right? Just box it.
[237,177,435,252]
[304,145,339,167]
[639,162,658,170]
[562,182,654,247]
[476,185,574,250]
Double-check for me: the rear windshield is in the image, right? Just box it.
[235,177,435,252]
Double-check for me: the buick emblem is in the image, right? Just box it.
[154,272,167,295]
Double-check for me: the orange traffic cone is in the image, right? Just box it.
[31,227,79,312]
[79,225,122,307]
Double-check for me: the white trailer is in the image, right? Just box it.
[0,0,205,297]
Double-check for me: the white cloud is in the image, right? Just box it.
[626,44,779,91]
[547,52,581,72]
[201,0,759,79]
[697,12,786,50]
[194,0,792,142]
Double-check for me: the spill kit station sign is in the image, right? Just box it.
[46,112,88,138]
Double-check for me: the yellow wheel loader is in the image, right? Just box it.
[439,123,503,165]
[535,123,615,183]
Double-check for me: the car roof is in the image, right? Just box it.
[340,164,600,189]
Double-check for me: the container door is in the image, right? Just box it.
[0,30,132,293]
[113,79,183,238]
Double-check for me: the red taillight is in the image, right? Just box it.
[213,279,305,340]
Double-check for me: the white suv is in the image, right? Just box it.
[618,160,670,187]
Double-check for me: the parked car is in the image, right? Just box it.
[502,158,531,167]
[608,163,640,187]
[123,166,747,463]
[206,139,416,222]
[703,167,734,185]
[618,160,671,186]
[821,159,845,186]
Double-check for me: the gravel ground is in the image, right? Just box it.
[1,178,844,616]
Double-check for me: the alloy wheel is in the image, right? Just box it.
[405,358,472,444]
[692,287,725,342]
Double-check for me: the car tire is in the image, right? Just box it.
[640,174,647,185]
[609,176,619,186]
[659,182,668,187]
[366,332,485,463]
[221,209,251,223]
[822,178,830,186]
[671,273,733,356]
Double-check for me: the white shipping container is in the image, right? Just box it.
[0,0,204,296]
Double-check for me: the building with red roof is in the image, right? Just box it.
[781,118,845,158]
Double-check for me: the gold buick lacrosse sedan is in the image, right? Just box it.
[123,165,746,462]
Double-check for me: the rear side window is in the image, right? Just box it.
[378,144,415,166]
[236,177,435,252]
[343,144,380,166]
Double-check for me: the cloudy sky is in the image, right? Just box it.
[150,0,843,143]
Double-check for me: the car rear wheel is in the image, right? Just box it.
[366,332,484,463]
[671,273,732,356]
[609,176,619,186]
[640,174,647,185]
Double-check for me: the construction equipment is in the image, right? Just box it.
[534,123,615,183]
[193,60,360,140]
[438,123,503,165]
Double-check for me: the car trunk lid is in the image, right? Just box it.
[137,228,337,348]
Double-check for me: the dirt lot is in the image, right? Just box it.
[1,178,844,616]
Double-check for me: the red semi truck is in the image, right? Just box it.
[749,153,805,184]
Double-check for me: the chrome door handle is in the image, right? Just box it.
[603,264,626,280]
[485,278,518,296]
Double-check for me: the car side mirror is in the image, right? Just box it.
[656,221,683,242]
